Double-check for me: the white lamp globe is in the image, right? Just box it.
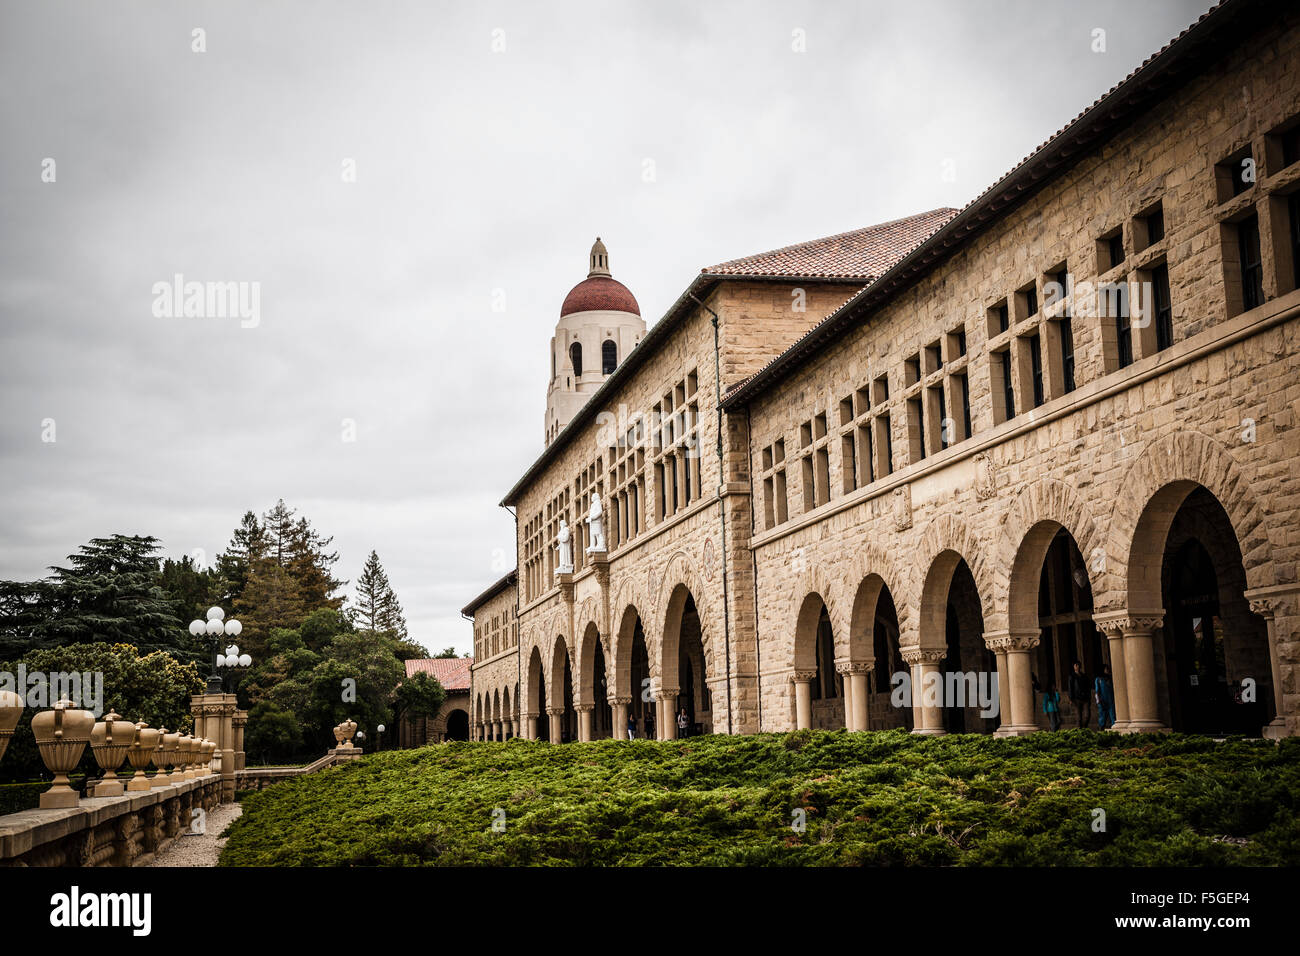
[206,607,225,622]
[238,654,252,667]
[225,644,239,658]
[224,619,242,637]
[377,724,385,733]
[216,654,227,667]
[205,619,224,636]
[189,620,206,636]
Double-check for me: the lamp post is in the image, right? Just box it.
[189,606,251,693]
[376,723,385,752]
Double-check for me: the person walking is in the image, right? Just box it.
[1043,683,1062,731]
[1095,666,1116,730]
[626,713,636,740]
[677,708,689,739]
[1068,661,1091,728]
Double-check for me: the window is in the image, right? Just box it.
[1291,193,1300,291]
[601,339,617,374]
[1216,147,1255,201]
[988,300,1010,337]
[947,325,967,360]
[759,439,788,529]
[1115,287,1134,369]
[797,414,830,511]
[569,342,583,377]
[1238,214,1265,311]
[1058,316,1076,393]
[1152,264,1173,352]
[990,349,1014,424]
[1137,203,1165,249]
[606,416,646,549]
[1025,333,1044,408]
[652,372,701,521]
[1283,127,1300,168]
[904,354,921,386]
[1099,229,1125,271]
[908,397,925,463]
[1022,284,1039,318]
[954,372,971,441]
[924,341,942,375]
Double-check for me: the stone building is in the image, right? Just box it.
[467,0,1300,743]
[398,657,473,745]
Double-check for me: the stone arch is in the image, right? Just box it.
[549,632,573,704]
[791,590,834,672]
[656,550,717,683]
[788,562,848,660]
[998,477,1106,633]
[501,685,512,723]
[576,619,602,707]
[1106,430,1274,610]
[611,602,644,701]
[913,513,994,649]
[576,596,601,647]
[523,644,546,719]
[844,543,911,662]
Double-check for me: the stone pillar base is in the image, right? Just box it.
[40,788,78,809]
[993,723,1038,737]
[127,775,152,792]
[96,779,125,798]
[1119,719,1170,734]
[909,727,947,737]
[1262,717,1288,740]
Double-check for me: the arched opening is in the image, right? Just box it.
[501,686,513,739]
[848,574,910,731]
[491,689,501,741]
[445,708,469,741]
[792,593,842,729]
[662,585,712,736]
[551,638,577,742]
[1029,529,1101,729]
[918,550,992,734]
[592,640,612,737]
[570,342,583,378]
[527,646,548,741]
[1150,487,1272,734]
[602,339,617,374]
[630,613,652,738]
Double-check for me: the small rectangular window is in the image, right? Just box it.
[1217,148,1255,201]
[988,300,1010,338]
[1104,231,1125,271]
[1115,291,1134,369]
[904,354,921,386]
[872,375,889,404]
[1291,193,1300,291]
[1059,316,1076,394]
[841,435,857,494]
[954,373,971,441]
[1152,264,1173,352]
[908,397,925,462]
[1023,285,1039,318]
[1239,214,1265,311]
[1026,334,1044,408]
[874,414,892,478]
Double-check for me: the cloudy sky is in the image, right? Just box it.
[0,0,1215,653]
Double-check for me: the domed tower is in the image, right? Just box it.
[544,238,646,445]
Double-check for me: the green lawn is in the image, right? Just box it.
[218,729,1300,866]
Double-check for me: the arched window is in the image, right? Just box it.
[602,339,617,374]
[570,342,583,377]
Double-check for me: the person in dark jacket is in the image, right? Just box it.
[1068,661,1091,728]
[1094,666,1116,730]
[1043,683,1062,731]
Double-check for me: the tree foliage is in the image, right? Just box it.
[348,550,407,640]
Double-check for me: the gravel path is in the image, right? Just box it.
[148,801,242,867]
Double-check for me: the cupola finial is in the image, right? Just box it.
[588,237,611,278]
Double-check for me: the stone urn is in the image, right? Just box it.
[340,718,357,749]
[176,734,195,781]
[185,736,201,778]
[31,699,95,809]
[201,738,216,774]
[0,689,23,764]
[90,710,136,797]
[332,723,345,748]
[126,722,161,791]
[155,728,179,787]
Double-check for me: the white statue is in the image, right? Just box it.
[556,519,574,574]
[586,494,606,553]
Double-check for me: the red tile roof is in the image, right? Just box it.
[405,657,473,691]
[704,208,958,281]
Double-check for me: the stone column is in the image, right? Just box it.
[838,661,873,732]
[576,705,593,742]
[791,670,816,731]
[984,631,1039,735]
[1093,614,1131,732]
[547,707,563,743]
[610,697,631,740]
[1245,588,1292,739]
[1116,612,1168,733]
[233,709,247,772]
[525,713,538,740]
[901,648,947,735]
[658,691,678,739]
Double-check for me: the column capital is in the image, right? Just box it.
[834,658,875,675]
[899,646,946,665]
[789,669,818,683]
[608,695,633,706]
[654,688,679,701]
[1091,608,1164,636]
[575,704,594,714]
[1243,584,1300,619]
[545,707,564,717]
[982,629,1040,652]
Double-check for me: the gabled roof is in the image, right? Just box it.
[723,0,1260,409]
[461,570,517,617]
[500,212,952,506]
[704,208,957,280]
[405,656,473,691]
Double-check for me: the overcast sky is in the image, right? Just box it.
[0,0,1215,653]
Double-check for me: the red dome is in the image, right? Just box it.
[560,276,640,317]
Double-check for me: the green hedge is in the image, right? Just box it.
[219,730,1300,866]
[0,782,48,815]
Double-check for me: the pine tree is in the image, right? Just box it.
[215,511,265,605]
[234,501,344,657]
[349,550,407,640]
[1,535,197,661]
